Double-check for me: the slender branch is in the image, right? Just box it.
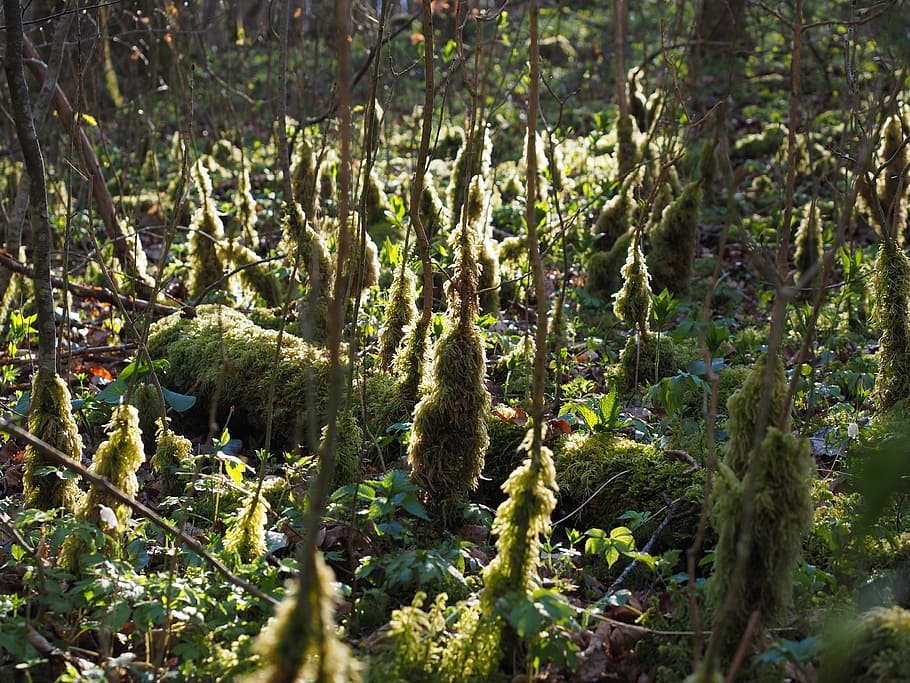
[0,414,279,607]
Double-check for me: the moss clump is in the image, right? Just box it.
[408,204,491,526]
[615,115,640,178]
[447,126,492,232]
[871,239,910,410]
[246,553,360,683]
[280,202,333,339]
[477,238,501,317]
[647,181,703,295]
[619,333,682,391]
[215,240,283,307]
[393,316,432,408]
[324,411,362,489]
[418,171,449,240]
[613,238,652,338]
[224,491,268,564]
[150,418,193,498]
[794,200,823,287]
[60,405,145,569]
[362,170,397,243]
[378,263,418,373]
[475,410,530,507]
[723,352,786,477]
[23,370,84,511]
[538,34,576,64]
[818,606,910,683]
[187,160,226,299]
[731,127,787,160]
[128,381,163,453]
[555,432,703,539]
[592,177,636,252]
[147,304,330,447]
[586,231,632,302]
[291,134,318,221]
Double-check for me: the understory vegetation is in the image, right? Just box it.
[2,1,910,681]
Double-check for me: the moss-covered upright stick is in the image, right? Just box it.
[871,238,910,409]
[223,491,268,565]
[23,371,84,510]
[5,1,83,512]
[378,260,418,372]
[408,186,491,525]
[647,180,703,295]
[794,199,823,287]
[150,418,193,498]
[60,404,145,569]
[187,159,226,298]
[613,235,652,339]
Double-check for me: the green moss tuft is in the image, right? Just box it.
[324,411,362,488]
[818,606,910,682]
[593,180,635,251]
[613,239,652,337]
[794,200,823,287]
[393,316,432,408]
[378,263,419,372]
[150,418,193,498]
[476,409,533,507]
[447,127,492,231]
[647,181,703,295]
[871,240,910,409]
[555,432,703,539]
[187,160,226,299]
[586,231,632,302]
[291,135,318,221]
[731,127,787,160]
[618,332,682,391]
[23,370,84,511]
[224,491,268,564]
[408,213,491,526]
[707,426,814,660]
[147,304,331,446]
[418,171,448,240]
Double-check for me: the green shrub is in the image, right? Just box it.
[818,606,910,682]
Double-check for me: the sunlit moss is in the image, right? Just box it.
[291,134,318,221]
[447,126,492,231]
[147,304,331,446]
[378,262,418,372]
[408,205,491,525]
[879,113,909,242]
[818,606,910,682]
[187,159,226,299]
[393,316,432,408]
[613,238,652,337]
[615,115,640,178]
[150,418,193,498]
[794,200,823,287]
[731,127,787,160]
[224,491,268,564]
[871,239,910,410]
[246,553,360,683]
[362,170,397,243]
[234,162,260,247]
[215,240,283,307]
[323,410,362,488]
[23,370,84,511]
[280,201,333,339]
[60,405,146,569]
[593,178,635,251]
[647,181,703,295]
[418,171,449,240]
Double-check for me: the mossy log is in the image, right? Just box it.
[147,304,330,446]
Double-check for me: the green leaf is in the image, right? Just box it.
[94,379,127,404]
[573,403,600,431]
[162,387,196,412]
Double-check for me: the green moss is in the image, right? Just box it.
[615,115,639,178]
[555,432,703,539]
[647,181,703,295]
[150,419,193,498]
[128,381,163,453]
[619,333,682,391]
[233,163,260,247]
[378,263,419,372]
[592,185,634,251]
[874,113,910,241]
[794,200,823,287]
[291,135,318,221]
[408,213,491,526]
[215,240,283,307]
[23,370,84,511]
[613,238,652,337]
[477,237,501,317]
[393,316,432,408]
[447,127,492,231]
[818,606,910,683]
[61,405,146,569]
[324,411,362,488]
[586,230,632,302]
[418,172,448,240]
[280,202,332,339]
[147,304,331,447]
[187,160,226,299]
[706,427,814,661]
[538,34,576,64]
[224,491,268,564]
[731,127,787,160]
[363,170,398,243]
[476,410,529,506]
[871,240,910,409]
[723,352,787,477]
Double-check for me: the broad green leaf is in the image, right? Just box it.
[162,387,196,412]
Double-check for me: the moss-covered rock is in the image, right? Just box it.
[147,304,330,447]
[554,432,703,542]
[818,606,910,683]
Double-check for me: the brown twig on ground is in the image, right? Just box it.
[0,414,279,608]
[0,249,179,316]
